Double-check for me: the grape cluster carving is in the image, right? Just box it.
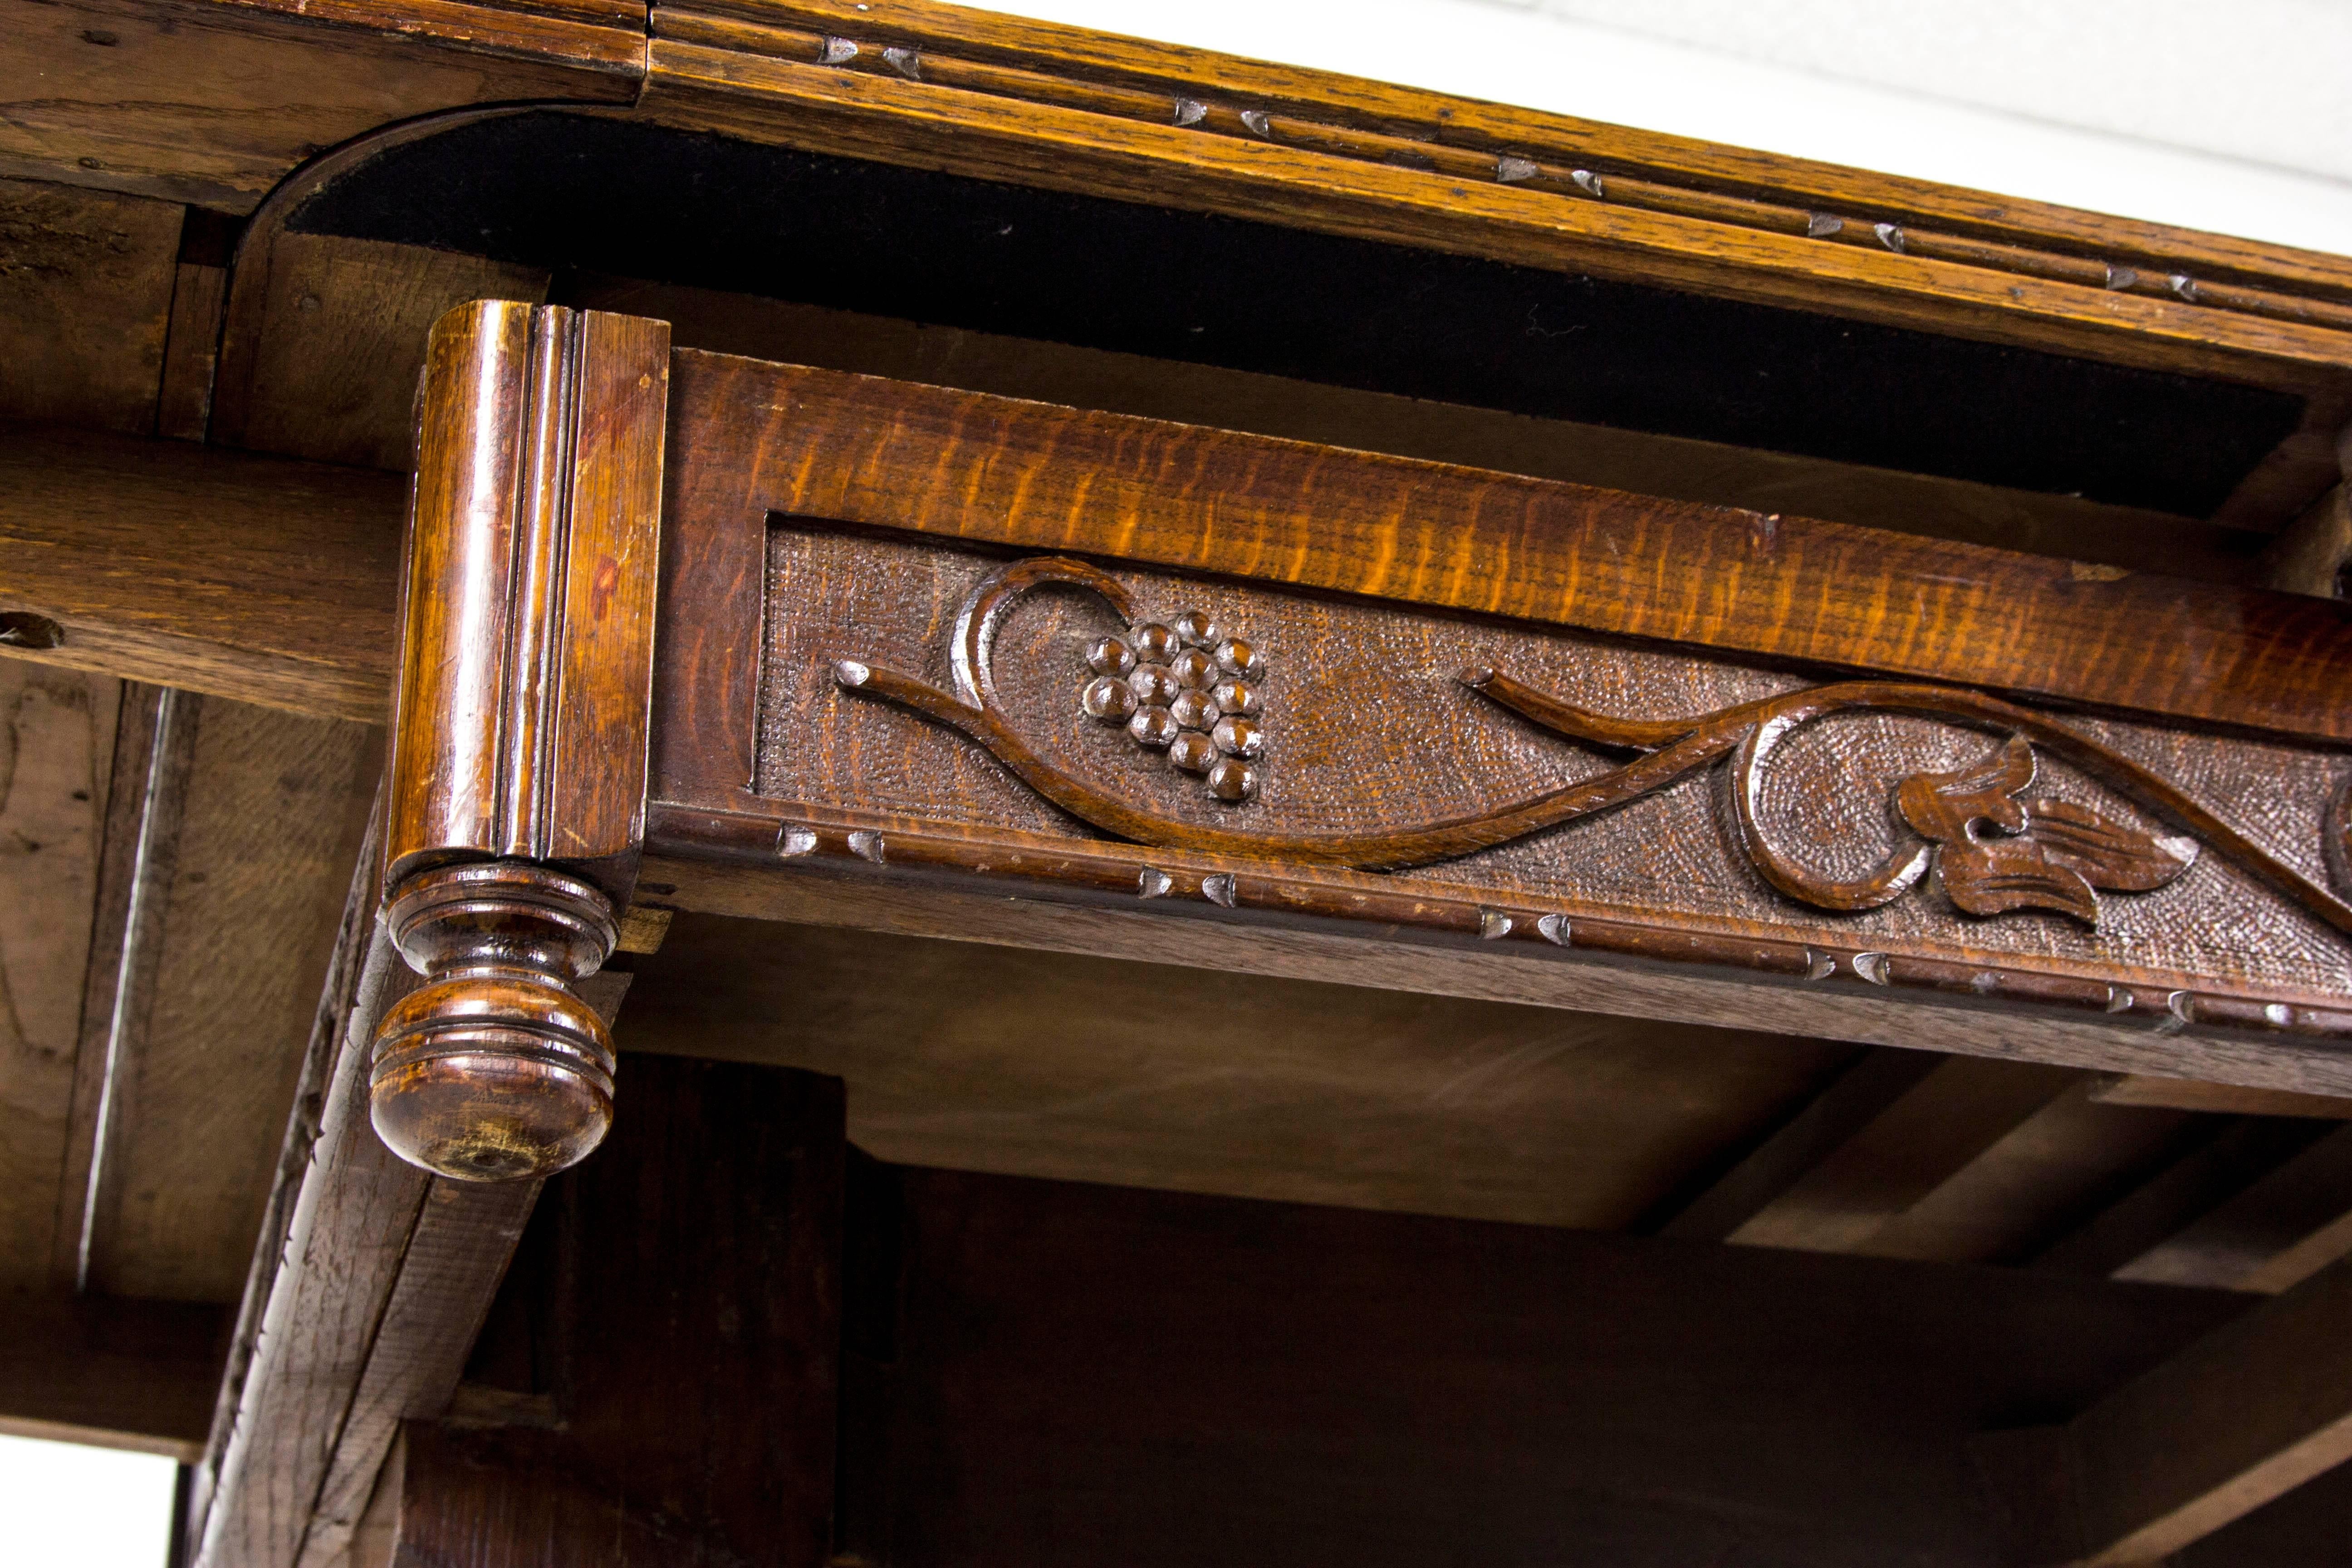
[1078,608,1268,803]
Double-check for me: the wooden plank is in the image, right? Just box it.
[50,683,192,1294]
[0,0,641,214]
[1857,1081,2198,1265]
[81,696,379,1301]
[614,911,1856,1230]
[0,427,404,721]
[211,233,549,470]
[156,260,230,443]
[578,273,2265,584]
[2113,1126,2352,1294]
[2004,1254,2352,1564]
[1723,1057,2083,1254]
[2089,1074,2352,1118]
[0,176,181,431]
[0,664,119,1292]
[2032,1118,2334,1279]
[0,1291,226,1460]
[390,1057,845,1568]
[1650,1047,1940,1240]
[659,0,2352,311]
[190,848,629,1568]
[644,853,2352,1100]
[639,24,2352,396]
[670,352,2352,745]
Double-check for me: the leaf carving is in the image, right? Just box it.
[1937,839,2102,922]
[2022,798,2199,892]
[1895,733,2033,842]
[1892,736,2198,925]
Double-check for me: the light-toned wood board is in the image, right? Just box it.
[0,427,406,722]
[2112,1125,2352,1295]
[0,0,639,215]
[213,233,550,470]
[49,685,194,1295]
[1650,1047,1934,1239]
[0,176,181,430]
[614,911,1856,1229]
[0,665,120,1292]
[2049,1255,2352,1564]
[2090,1074,2352,1118]
[0,1289,225,1460]
[571,273,2266,579]
[1723,1056,2084,1254]
[1857,1081,2197,1266]
[86,696,379,1302]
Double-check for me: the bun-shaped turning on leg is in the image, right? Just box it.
[371,861,619,1181]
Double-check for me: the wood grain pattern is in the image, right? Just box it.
[0,426,405,720]
[0,176,181,431]
[647,450,2352,1078]
[82,696,378,1301]
[0,664,119,1291]
[662,1,2352,345]
[575,273,2272,583]
[388,300,667,893]
[667,353,2352,746]
[639,847,2352,1095]
[437,1056,844,1568]
[662,0,2352,309]
[638,19,2352,408]
[211,233,549,470]
[0,0,639,214]
[156,259,230,442]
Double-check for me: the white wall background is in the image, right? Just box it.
[8,4,2342,1566]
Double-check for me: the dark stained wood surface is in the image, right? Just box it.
[0,1291,226,1460]
[1999,1254,2352,1563]
[0,426,405,720]
[389,300,668,894]
[838,1161,2252,1568]
[666,352,2352,745]
[395,1055,847,1567]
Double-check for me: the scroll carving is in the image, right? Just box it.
[838,556,2352,944]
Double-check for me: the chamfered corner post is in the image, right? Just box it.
[370,298,670,1182]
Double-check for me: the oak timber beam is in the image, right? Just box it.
[0,426,402,722]
[1991,1253,2352,1565]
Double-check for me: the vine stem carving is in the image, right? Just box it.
[836,557,2352,940]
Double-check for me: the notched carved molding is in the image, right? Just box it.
[837,556,2352,946]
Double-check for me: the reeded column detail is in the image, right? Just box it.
[371,299,668,1181]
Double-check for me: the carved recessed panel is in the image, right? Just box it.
[753,522,2352,998]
